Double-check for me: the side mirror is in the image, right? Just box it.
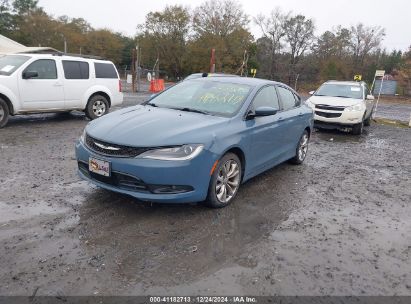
[366,94,375,100]
[254,106,278,117]
[22,71,38,79]
[309,91,315,95]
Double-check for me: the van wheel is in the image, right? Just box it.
[85,95,109,120]
[352,121,364,135]
[0,98,10,128]
[205,153,242,208]
[289,130,309,165]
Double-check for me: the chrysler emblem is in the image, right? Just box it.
[94,142,120,151]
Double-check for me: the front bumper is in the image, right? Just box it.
[313,109,364,127]
[75,140,216,203]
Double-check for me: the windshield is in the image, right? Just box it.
[148,79,253,117]
[315,83,363,99]
[0,55,31,76]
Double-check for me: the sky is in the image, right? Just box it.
[38,0,410,51]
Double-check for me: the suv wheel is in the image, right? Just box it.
[205,153,242,208]
[289,130,309,165]
[85,95,109,120]
[0,98,10,128]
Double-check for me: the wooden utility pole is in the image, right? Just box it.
[131,48,136,92]
[210,48,215,73]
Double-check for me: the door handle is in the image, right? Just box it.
[54,82,63,87]
[278,116,284,121]
[298,112,304,116]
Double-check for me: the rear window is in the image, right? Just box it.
[62,60,89,79]
[94,62,118,79]
[0,55,30,76]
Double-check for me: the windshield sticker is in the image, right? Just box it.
[1,65,15,72]
[351,87,361,92]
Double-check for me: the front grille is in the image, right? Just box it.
[315,104,346,111]
[78,161,149,192]
[315,111,342,118]
[85,134,150,158]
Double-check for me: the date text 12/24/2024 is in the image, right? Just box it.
[149,297,257,303]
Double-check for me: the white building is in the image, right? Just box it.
[0,34,58,55]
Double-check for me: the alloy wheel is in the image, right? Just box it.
[298,133,309,161]
[215,159,241,203]
[0,107,4,121]
[92,100,106,117]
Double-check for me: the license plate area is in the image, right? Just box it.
[89,157,111,177]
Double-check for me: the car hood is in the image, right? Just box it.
[308,95,362,106]
[86,105,229,147]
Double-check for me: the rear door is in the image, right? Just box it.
[18,58,65,110]
[276,85,305,159]
[62,59,91,109]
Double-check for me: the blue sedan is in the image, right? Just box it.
[75,77,313,208]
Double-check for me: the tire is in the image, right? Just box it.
[85,95,109,120]
[205,153,242,208]
[289,130,309,165]
[0,98,10,128]
[352,120,364,135]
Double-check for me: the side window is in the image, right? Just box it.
[94,62,118,79]
[277,86,297,110]
[252,86,280,110]
[62,60,89,79]
[23,59,57,79]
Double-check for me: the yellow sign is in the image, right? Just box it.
[354,75,362,81]
[250,69,257,77]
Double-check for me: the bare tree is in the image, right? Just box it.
[192,0,248,38]
[283,14,315,84]
[350,23,385,66]
[254,7,290,79]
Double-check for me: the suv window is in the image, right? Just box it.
[277,86,297,110]
[23,59,57,79]
[252,86,280,110]
[94,62,118,79]
[62,60,89,79]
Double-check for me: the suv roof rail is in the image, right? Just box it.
[51,52,106,60]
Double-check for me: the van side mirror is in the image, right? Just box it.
[23,71,38,79]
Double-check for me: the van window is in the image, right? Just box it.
[23,59,57,79]
[63,60,89,79]
[94,62,118,79]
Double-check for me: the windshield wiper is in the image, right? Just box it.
[178,107,212,115]
[334,95,351,98]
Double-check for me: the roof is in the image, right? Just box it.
[0,34,58,55]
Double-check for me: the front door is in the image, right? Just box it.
[245,85,286,175]
[18,59,65,111]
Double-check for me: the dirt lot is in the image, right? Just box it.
[0,99,410,297]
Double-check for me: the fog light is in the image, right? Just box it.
[150,185,193,194]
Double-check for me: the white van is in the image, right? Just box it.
[0,53,123,128]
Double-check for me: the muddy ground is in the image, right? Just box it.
[0,96,410,297]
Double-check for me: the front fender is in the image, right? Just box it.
[0,85,19,114]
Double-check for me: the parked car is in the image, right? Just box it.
[305,80,375,135]
[0,53,123,128]
[75,77,313,208]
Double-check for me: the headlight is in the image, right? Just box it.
[305,99,315,108]
[79,129,86,143]
[346,104,364,112]
[139,144,204,161]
